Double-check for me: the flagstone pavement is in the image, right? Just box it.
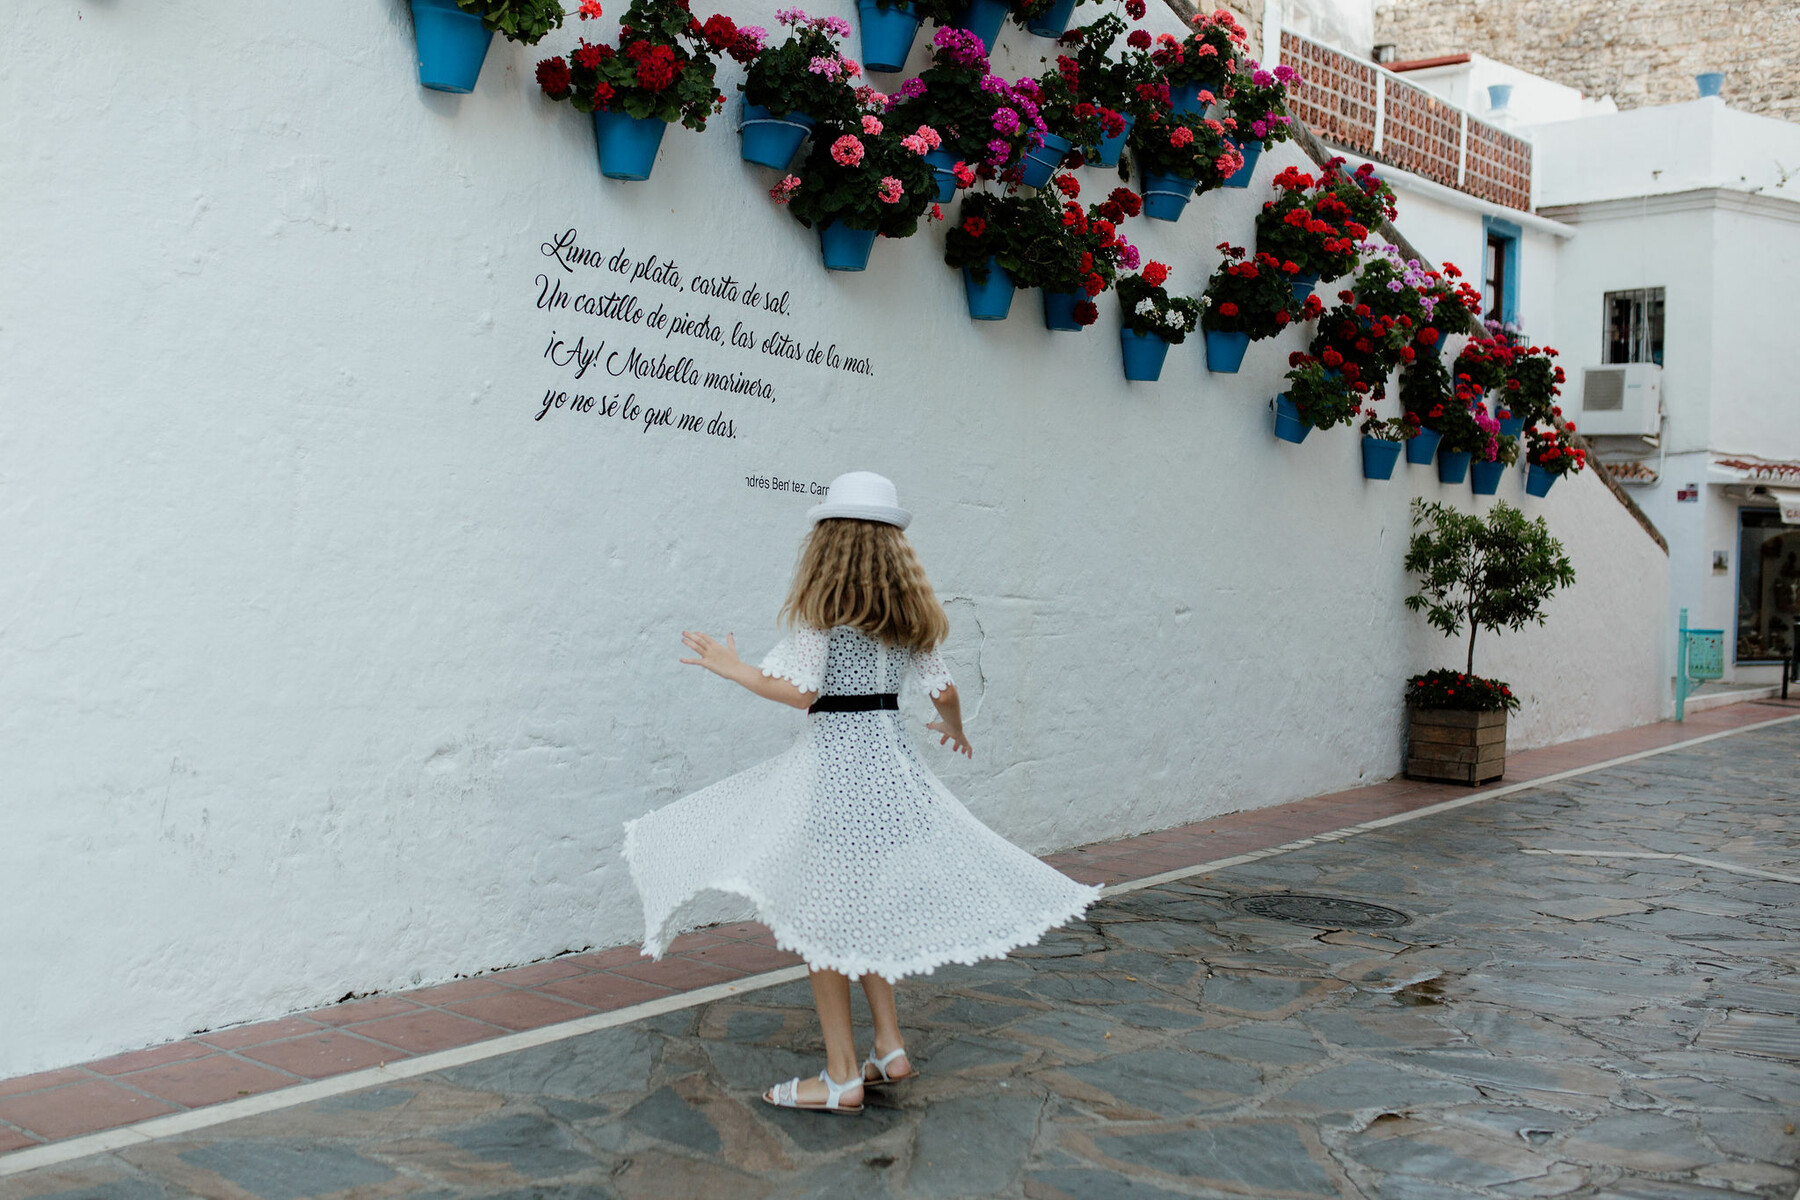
[3,705,1798,1198]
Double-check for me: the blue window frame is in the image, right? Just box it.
[1481,217,1521,326]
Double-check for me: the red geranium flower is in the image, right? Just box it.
[1073,299,1099,325]
[1142,261,1169,287]
[536,56,572,97]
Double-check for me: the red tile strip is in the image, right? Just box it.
[0,700,1790,1154]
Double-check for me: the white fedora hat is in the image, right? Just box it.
[807,471,912,529]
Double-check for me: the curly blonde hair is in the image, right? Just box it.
[781,519,949,652]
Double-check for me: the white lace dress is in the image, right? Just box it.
[622,624,1099,980]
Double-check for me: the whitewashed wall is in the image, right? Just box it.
[1,0,1667,1076]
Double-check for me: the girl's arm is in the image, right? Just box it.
[925,684,973,758]
[680,631,817,709]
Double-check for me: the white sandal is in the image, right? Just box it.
[762,1069,864,1115]
[862,1046,916,1087]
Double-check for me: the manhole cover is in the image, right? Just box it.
[1232,894,1411,929]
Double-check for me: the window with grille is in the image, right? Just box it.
[1604,288,1664,365]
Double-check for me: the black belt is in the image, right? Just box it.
[808,693,899,714]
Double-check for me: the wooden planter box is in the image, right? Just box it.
[1406,707,1506,785]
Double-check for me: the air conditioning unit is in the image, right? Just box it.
[1579,364,1662,438]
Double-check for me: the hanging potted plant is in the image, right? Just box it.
[413,0,572,93]
[1129,110,1242,222]
[737,11,859,170]
[886,29,1046,199]
[1159,9,1246,114]
[943,191,1031,319]
[1006,175,1143,330]
[1273,353,1362,444]
[854,0,960,73]
[1027,57,1119,187]
[1497,336,1568,428]
[1199,243,1316,373]
[1523,421,1587,496]
[1056,15,1158,167]
[1403,499,1575,784]
[1254,166,1367,294]
[1218,58,1298,187]
[1471,420,1517,495]
[1116,262,1199,381]
[1360,412,1410,479]
[775,106,943,271]
[1433,383,1490,485]
[535,0,756,181]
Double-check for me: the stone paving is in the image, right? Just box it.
[5,720,1799,1199]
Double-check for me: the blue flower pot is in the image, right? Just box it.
[1470,459,1505,495]
[1142,172,1198,222]
[819,221,879,271]
[1020,133,1071,190]
[1120,328,1171,381]
[411,0,494,93]
[1406,428,1443,464]
[1089,113,1134,168]
[1273,395,1311,444]
[593,111,667,181]
[1025,0,1078,37]
[857,0,923,73]
[1497,416,1524,440]
[1695,72,1724,98]
[1437,449,1472,485]
[1362,437,1401,479]
[1043,289,1084,332]
[739,103,814,170]
[1204,329,1249,373]
[1288,272,1318,301]
[1169,80,1207,116]
[953,0,1008,52]
[923,148,961,201]
[1525,463,1557,496]
[963,259,1015,320]
[1223,139,1262,188]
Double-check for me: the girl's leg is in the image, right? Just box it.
[776,968,863,1105]
[859,974,914,1081]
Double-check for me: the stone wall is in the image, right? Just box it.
[1372,0,1800,120]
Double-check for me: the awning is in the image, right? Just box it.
[1770,489,1800,525]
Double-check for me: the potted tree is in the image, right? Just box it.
[413,0,575,93]
[1115,262,1199,381]
[1403,499,1575,783]
[535,0,758,181]
[775,107,943,271]
[737,11,859,170]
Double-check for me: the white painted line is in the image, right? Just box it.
[1104,712,1800,897]
[0,966,808,1177]
[3,711,1795,1175]
[1522,847,1800,886]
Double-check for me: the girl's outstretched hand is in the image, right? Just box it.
[926,720,973,759]
[680,631,742,678]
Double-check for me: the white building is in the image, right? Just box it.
[1273,4,1800,687]
[1,0,1672,1076]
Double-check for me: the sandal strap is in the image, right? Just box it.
[820,1069,860,1108]
[863,1047,909,1080]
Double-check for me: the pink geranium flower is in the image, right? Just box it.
[877,176,904,204]
[830,135,865,166]
[862,114,884,135]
